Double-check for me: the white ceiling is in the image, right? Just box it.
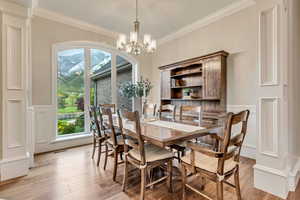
[36,0,241,39]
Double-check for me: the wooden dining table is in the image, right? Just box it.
[107,115,220,148]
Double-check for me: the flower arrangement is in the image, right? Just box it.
[119,77,153,99]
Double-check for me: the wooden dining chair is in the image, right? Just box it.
[179,105,202,123]
[101,107,125,182]
[170,105,203,162]
[98,104,122,136]
[89,106,108,166]
[181,110,250,200]
[118,110,174,200]
[142,102,157,119]
[158,104,176,121]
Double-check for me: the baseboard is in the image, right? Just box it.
[288,157,300,191]
[0,153,30,181]
[35,135,93,154]
[254,164,289,199]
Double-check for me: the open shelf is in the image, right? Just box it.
[161,98,220,101]
[160,51,228,125]
[171,85,202,89]
[162,98,202,101]
[171,71,202,78]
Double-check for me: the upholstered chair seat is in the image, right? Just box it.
[129,143,173,162]
[181,151,237,174]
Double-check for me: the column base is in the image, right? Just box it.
[0,153,30,181]
[254,164,289,199]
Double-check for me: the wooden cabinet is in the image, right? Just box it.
[202,57,221,99]
[160,70,171,99]
[158,51,228,124]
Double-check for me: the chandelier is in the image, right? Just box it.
[116,0,157,55]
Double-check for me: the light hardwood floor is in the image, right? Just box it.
[0,145,298,200]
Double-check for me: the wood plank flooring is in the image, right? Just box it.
[0,145,298,200]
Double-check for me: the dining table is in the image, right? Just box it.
[105,115,220,148]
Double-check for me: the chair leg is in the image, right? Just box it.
[167,160,173,193]
[181,149,185,157]
[97,142,102,166]
[147,168,154,190]
[122,157,128,192]
[103,143,108,170]
[113,150,118,182]
[216,181,224,200]
[199,176,206,190]
[140,167,147,200]
[234,167,242,200]
[120,152,123,161]
[181,164,187,200]
[92,138,96,159]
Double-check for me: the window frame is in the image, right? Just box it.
[52,41,139,139]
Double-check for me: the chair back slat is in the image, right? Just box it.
[101,107,118,146]
[118,110,146,165]
[217,110,250,174]
[159,104,176,121]
[99,104,116,114]
[142,103,157,118]
[89,106,103,137]
[96,106,106,132]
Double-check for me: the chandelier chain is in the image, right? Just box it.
[136,0,138,21]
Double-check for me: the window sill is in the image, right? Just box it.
[51,133,92,144]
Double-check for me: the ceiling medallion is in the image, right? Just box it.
[116,0,156,55]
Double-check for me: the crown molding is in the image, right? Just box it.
[32,8,119,39]
[158,0,256,46]
[5,0,38,8]
[0,0,30,17]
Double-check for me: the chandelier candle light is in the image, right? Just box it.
[116,0,157,55]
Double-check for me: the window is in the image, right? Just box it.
[57,49,85,136]
[54,43,137,138]
[117,55,133,111]
[90,49,112,105]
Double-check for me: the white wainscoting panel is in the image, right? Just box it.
[6,24,22,90]
[33,106,92,154]
[7,99,24,149]
[259,5,279,86]
[227,105,257,159]
[259,97,279,158]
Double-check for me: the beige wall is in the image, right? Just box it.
[151,5,258,106]
[288,0,300,158]
[31,16,152,106]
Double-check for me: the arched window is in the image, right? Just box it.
[53,42,138,137]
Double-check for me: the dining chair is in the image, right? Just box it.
[102,107,125,182]
[170,105,203,162]
[158,104,176,121]
[180,105,219,150]
[179,105,202,123]
[181,110,250,200]
[89,106,108,166]
[118,109,174,200]
[98,104,122,136]
[142,102,157,119]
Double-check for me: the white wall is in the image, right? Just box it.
[287,0,300,189]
